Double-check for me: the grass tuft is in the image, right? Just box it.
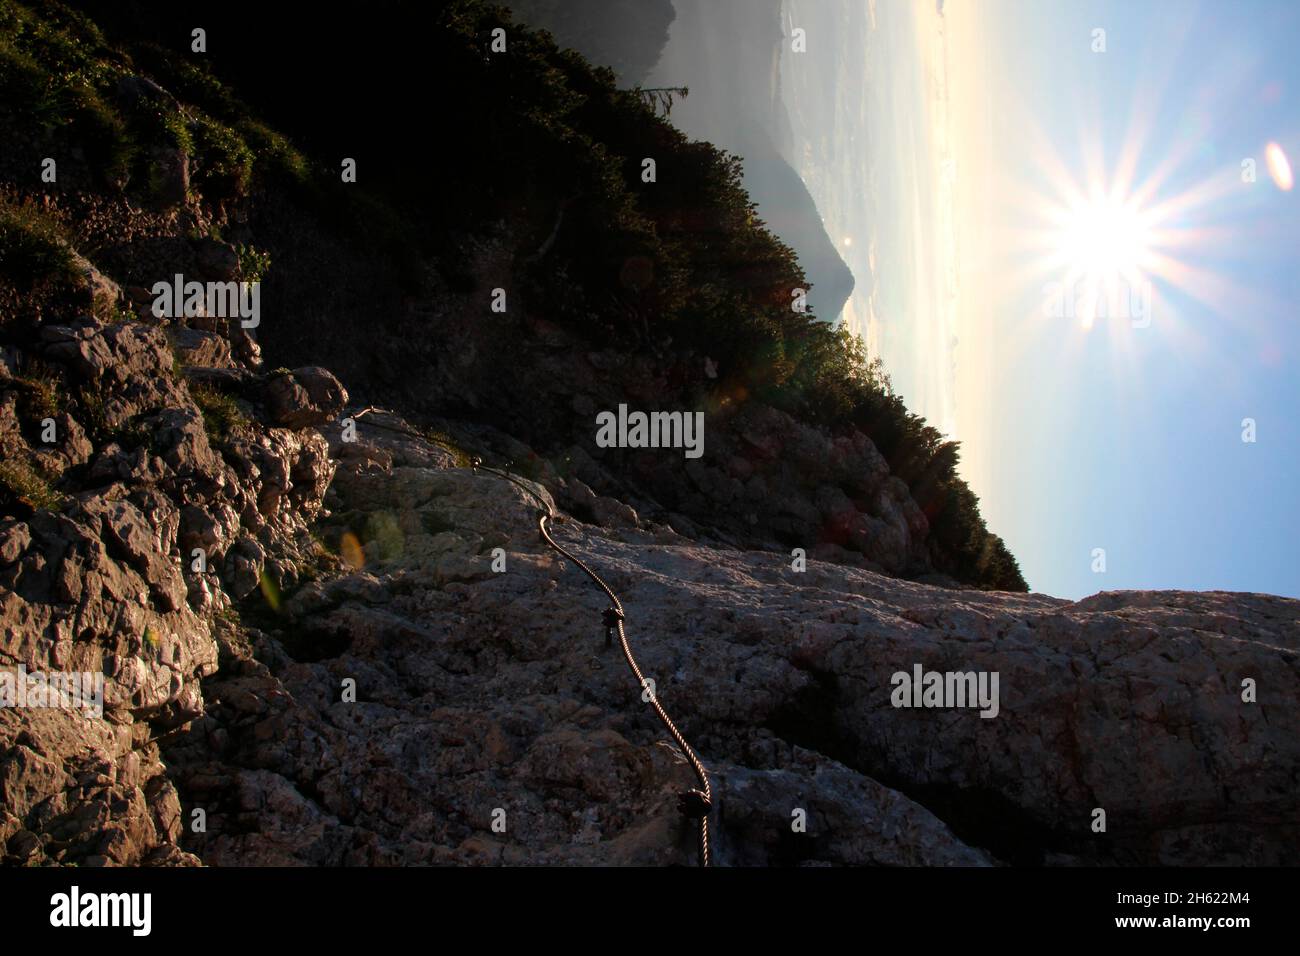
[0,458,65,511]
[190,383,248,441]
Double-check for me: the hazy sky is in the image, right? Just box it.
[781,0,1300,599]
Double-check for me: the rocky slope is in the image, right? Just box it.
[4,368,1296,865]
[307,271,936,580]
[156,418,1296,867]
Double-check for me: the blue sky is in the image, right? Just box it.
[780,0,1300,599]
[968,0,1300,598]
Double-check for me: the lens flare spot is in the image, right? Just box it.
[1265,142,1293,191]
[258,570,281,613]
[340,531,365,570]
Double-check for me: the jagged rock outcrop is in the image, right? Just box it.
[1,308,336,866]
[263,367,348,430]
[157,420,1299,867]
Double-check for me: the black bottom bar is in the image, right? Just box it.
[1,865,1285,943]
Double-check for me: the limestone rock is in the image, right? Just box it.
[1,313,340,866]
[169,327,234,369]
[154,422,1299,868]
[263,367,348,429]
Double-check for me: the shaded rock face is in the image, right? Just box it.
[0,308,336,866]
[263,367,348,430]
[157,422,1298,867]
[317,286,939,579]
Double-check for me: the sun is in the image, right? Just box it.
[1009,78,1282,352]
[1043,184,1158,328]
[1057,192,1151,280]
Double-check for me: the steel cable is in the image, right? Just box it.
[471,459,713,867]
[343,410,714,866]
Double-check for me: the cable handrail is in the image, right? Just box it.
[343,408,714,865]
[470,457,714,867]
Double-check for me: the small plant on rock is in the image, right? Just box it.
[191,384,248,441]
[237,244,272,283]
[0,458,65,512]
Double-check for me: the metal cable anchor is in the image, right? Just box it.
[601,606,625,648]
[677,788,713,820]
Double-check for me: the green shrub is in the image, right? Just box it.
[236,244,271,283]
[0,198,74,288]
[236,118,311,185]
[99,39,311,190]
[76,387,107,434]
[0,2,135,184]
[0,197,79,324]
[190,112,253,198]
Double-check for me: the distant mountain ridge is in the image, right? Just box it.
[502,0,676,85]
[509,0,856,324]
[738,129,856,323]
